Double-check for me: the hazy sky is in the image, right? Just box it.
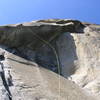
[0,0,100,25]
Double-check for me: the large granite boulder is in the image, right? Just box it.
[0,19,100,100]
[0,48,97,100]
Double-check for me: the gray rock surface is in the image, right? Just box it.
[0,19,84,50]
[0,49,97,100]
[0,19,100,100]
[56,24,100,96]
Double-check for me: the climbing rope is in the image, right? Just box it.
[27,27,61,99]
[27,28,61,74]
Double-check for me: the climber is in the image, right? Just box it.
[7,70,13,86]
[0,51,5,61]
[0,62,4,73]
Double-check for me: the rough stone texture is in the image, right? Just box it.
[0,19,84,50]
[56,24,100,96]
[0,19,100,100]
[0,48,97,100]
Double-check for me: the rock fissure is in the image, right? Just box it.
[0,62,12,100]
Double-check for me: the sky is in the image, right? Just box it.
[0,0,100,25]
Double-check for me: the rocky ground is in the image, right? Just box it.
[0,19,100,100]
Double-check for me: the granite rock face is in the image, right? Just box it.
[0,19,100,100]
[57,24,100,95]
[0,48,97,100]
[0,19,84,50]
